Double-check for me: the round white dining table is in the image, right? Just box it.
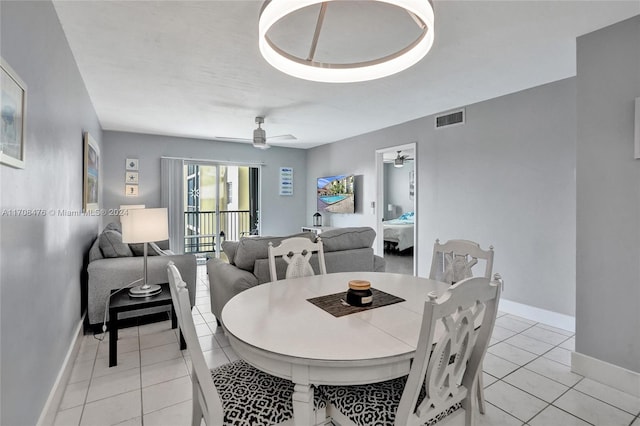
[222,271,450,426]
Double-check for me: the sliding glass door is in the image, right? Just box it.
[184,162,259,257]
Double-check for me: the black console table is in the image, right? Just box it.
[108,283,186,367]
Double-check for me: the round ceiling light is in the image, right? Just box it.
[258,0,435,83]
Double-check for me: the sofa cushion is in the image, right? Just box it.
[319,227,376,252]
[129,240,170,256]
[99,230,133,258]
[222,240,239,265]
[233,233,316,272]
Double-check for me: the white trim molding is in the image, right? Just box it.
[498,298,575,333]
[571,351,640,398]
[36,319,84,426]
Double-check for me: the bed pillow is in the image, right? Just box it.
[398,211,415,222]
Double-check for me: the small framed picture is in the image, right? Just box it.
[126,158,139,171]
[125,184,138,197]
[635,97,639,159]
[125,171,139,184]
[1,57,27,169]
[83,132,100,211]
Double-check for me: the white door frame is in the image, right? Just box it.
[375,142,417,275]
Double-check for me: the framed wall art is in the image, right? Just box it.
[409,170,415,200]
[125,184,139,197]
[1,57,27,169]
[83,132,100,211]
[279,167,293,195]
[126,158,139,170]
[635,97,639,159]
[125,171,139,184]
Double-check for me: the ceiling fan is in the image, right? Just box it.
[215,116,297,149]
[391,150,414,168]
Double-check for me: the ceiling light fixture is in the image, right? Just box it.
[258,0,435,83]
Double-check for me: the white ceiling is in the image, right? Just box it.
[52,1,640,149]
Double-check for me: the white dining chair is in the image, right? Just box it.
[166,262,326,426]
[429,239,494,285]
[429,239,495,413]
[268,236,327,282]
[320,275,502,426]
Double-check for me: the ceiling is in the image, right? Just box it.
[52,1,640,149]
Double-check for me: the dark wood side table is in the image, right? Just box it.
[109,282,186,367]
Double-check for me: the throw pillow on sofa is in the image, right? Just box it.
[222,240,239,265]
[99,230,133,258]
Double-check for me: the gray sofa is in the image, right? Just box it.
[87,223,197,326]
[207,227,385,324]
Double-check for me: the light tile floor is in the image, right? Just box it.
[54,266,640,426]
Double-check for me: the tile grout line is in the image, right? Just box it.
[485,321,589,424]
[487,318,637,425]
[477,400,526,425]
[76,337,99,426]
[522,374,593,426]
[483,321,552,424]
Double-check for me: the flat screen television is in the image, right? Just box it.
[317,174,355,214]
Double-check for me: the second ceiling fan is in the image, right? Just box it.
[393,150,414,168]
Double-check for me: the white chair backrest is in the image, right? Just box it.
[267,237,327,282]
[396,276,501,425]
[429,239,494,285]
[166,261,186,321]
[167,263,224,425]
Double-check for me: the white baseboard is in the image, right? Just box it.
[498,298,575,332]
[37,317,85,426]
[572,351,640,398]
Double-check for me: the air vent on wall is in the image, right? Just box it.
[435,108,465,129]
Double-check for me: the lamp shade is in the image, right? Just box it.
[122,208,168,244]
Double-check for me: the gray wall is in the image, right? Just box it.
[576,15,640,373]
[307,78,577,317]
[0,2,103,425]
[102,131,308,236]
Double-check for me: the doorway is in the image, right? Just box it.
[183,162,260,258]
[375,143,417,275]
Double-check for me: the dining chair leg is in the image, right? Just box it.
[314,402,327,426]
[192,381,203,426]
[477,374,486,414]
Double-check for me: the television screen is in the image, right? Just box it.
[317,174,355,214]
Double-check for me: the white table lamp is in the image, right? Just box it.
[122,208,169,297]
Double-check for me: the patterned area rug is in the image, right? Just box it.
[307,288,405,317]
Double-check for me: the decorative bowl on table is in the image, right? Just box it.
[347,280,373,307]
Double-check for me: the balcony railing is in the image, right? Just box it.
[184,210,252,254]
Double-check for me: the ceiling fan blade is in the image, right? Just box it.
[267,134,297,141]
[214,136,251,142]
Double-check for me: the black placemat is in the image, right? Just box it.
[307,288,406,317]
